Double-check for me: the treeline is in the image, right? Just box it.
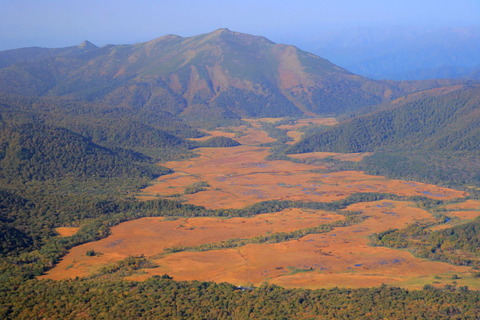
[0,190,49,255]
[162,193,463,255]
[371,217,480,267]
[164,211,363,254]
[190,136,240,148]
[361,150,480,187]
[2,278,479,319]
[288,87,480,154]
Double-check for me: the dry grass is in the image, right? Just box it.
[55,227,80,237]
[41,119,477,290]
[141,143,466,209]
[125,201,475,289]
[41,209,342,280]
[276,118,338,130]
[444,200,480,211]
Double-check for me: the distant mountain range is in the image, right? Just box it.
[304,26,480,80]
[0,28,473,120]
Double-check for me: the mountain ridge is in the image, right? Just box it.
[0,29,420,118]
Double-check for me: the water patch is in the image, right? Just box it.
[377,259,402,265]
[376,202,394,208]
[242,190,265,196]
[421,191,446,197]
[244,162,268,168]
[278,183,300,188]
[106,239,123,248]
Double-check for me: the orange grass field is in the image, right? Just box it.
[42,208,343,280]
[139,141,465,209]
[43,118,479,289]
[132,200,475,289]
[55,227,80,237]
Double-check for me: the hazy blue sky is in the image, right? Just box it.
[1,0,479,50]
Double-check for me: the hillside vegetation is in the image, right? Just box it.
[289,86,480,153]
[288,86,480,186]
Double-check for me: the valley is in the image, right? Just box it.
[42,118,480,290]
[1,27,480,318]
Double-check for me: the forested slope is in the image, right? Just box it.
[0,122,163,181]
[288,86,480,153]
[287,86,480,186]
[2,278,479,319]
[0,95,201,156]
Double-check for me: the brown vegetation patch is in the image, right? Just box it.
[143,147,466,209]
[141,124,466,209]
[444,200,480,211]
[141,171,201,197]
[55,227,80,237]
[446,210,480,220]
[127,201,473,289]
[426,200,480,231]
[276,117,338,130]
[233,126,276,145]
[243,118,285,126]
[41,209,343,281]
[289,151,373,162]
[429,209,480,232]
[286,130,303,144]
[188,129,236,142]
[43,121,474,290]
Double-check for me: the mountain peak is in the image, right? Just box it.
[77,40,98,49]
[212,28,233,34]
[202,28,275,46]
[205,28,239,39]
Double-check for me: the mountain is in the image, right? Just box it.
[0,41,98,69]
[0,28,416,118]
